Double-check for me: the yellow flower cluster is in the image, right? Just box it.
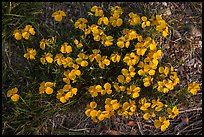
[7,87,20,102]
[13,25,35,40]
[128,12,141,26]
[109,6,123,27]
[57,85,77,103]
[85,98,121,122]
[150,15,168,37]
[63,68,81,83]
[156,66,180,93]
[10,5,201,134]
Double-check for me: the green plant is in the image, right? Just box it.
[3,4,201,134]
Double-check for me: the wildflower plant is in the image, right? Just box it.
[7,4,201,133]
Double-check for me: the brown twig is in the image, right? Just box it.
[179,107,202,114]
[176,120,202,135]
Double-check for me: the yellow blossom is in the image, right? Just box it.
[39,38,47,50]
[167,106,179,119]
[52,10,66,22]
[154,116,170,131]
[24,48,37,60]
[141,16,150,28]
[187,82,200,95]
[74,18,88,30]
[60,42,72,54]
[110,53,121,63]
[13,29,22,40]
[7,87,20,102]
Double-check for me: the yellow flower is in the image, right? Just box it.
[111,6,123,16]
[7,87,20,102]
[88,85,101,97]
[89,49,100,62]
[98,16,109,25]
[101,35,114,47]
[10,94,20,102]
[143,76,152,87]
[110,100,120,110]
[156,20,168,37]
[74,39,83,48]
[54,53,64,66]
[40,53,53,64]
[141,16,150,28]
[140,103,151,111]
[60,42,72,54]
[52,10,66,22]
[74,18,88,30]
[151,99,163,112]
[126,85,141,98]
[22,25,35,39]
[110,53,121,63]
[110,16,123,27]
[39,81,55,94]
[91,6,104,17]
[139,98,151,111]
[148,69,156,76]
[45,87,53,94]
[7,87,18,97]
[128,12,141,25]
[123,52,140,66]
[24,25,35,35]
[24,48,37,60]
[143,113,151,120]
[188,82,200,95]
[153,50,162,59]
[101,83,112,95]
[60,96,67,103]
[135,42,147,56]
[154,117,170,131]
[39,38,48,50]
[13,29,22,40]
[85,101,98,117]
[117,75,125,84]
[167,106,179,119]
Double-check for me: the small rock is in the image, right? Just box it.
[162,2,167,7]
[187,58,195,67]
[165,7,171,15]
[190,25,201,37]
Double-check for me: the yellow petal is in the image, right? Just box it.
[71,88,77,95]
[66,46,72,53]
[112,103,119,110]
[54,15,63,22]
[161,125,167,131]
[46,57,53,63]
[104,83,111,90]
[65,92,72,100]
[60,96,67,103]
[90,110,98,117]
[11,94,20,102]
[81,60,88,67]
[90,101,97,108]
[75,70,81,76]
[45,87,53,94]
[154,120,161,128]
[143,113,150,120]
